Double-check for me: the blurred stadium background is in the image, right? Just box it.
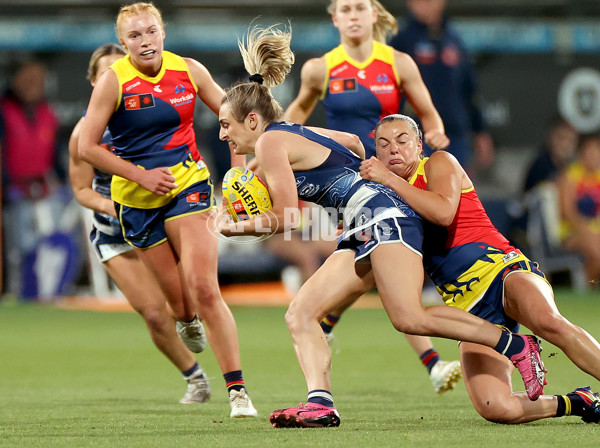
[2,3,600,445]
[2,0,600,301]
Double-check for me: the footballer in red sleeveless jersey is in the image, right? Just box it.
[322,41,402,158]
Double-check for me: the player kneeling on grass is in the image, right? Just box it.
[358,114,600,424]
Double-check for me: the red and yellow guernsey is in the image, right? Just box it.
[408,158,528,311]
[321,41,402,158]
[108,51,210,209]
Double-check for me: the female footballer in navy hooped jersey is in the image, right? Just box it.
[285,0,459,394]
[78,1,256,418]
[218,25,546,428]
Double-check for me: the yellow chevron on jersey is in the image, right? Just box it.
[111,159,210,209]
[409,157,475,194]
[437,250,530,310]
[408,157,427,186]
[111,51,198,111]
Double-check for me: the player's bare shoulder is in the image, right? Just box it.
[427,151,471,188]
[428,150,461,169]
[183,57,210,81]
[392,48,415,64]
[392,50,420,75]
[301,56,327,90]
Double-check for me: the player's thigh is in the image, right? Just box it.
[103,250,169,313]
[288,250,374,321]
[369,243,424,317]
[503,271,560,330]
[165,211,218,280]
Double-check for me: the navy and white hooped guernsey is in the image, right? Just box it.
[265,122,424,260]
[88,126,133,262]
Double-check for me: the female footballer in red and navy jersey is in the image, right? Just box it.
[78,1,255,418]
[70,43,213,405]
[360,113,600,424]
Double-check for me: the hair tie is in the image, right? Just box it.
[248,73,264,85]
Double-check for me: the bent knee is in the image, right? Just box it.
[186,276,221,303]
[528,312,572,341]
[139,308,171,331]
[285,300,321,334]
[473,398,522,424]
[284,303,307,331]
[388,314,427,335]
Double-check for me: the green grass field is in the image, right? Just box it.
[1,289,599,447]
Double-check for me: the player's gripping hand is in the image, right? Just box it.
[424,130,450,151]
[137,167,177,195]
[360,156,394,187]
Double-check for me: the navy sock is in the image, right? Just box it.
[320,314,340,334]
[182,362,200,378]
[420,349,441,374]
[224,370,245,392]
[493,330,525,358]
[566,390,589,417]
[307,389,334,407]
[554,395,568,417]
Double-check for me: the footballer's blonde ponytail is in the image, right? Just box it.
[223,24,295,124]
[372,0,398,43]
[239,24,294,89]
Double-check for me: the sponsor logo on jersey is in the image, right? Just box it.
[331,64,349,77]
[187,191,209,204]
[125,81,141,91]
[187,192,200,203]
[169,93,194,106]
[329,78,357,94]
[124,93,155,110]
[502,251,519,264]
[357,70,366,79]
[369,84,396,94]
[154,85,162,92]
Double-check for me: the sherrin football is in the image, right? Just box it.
[222,167,273,222]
